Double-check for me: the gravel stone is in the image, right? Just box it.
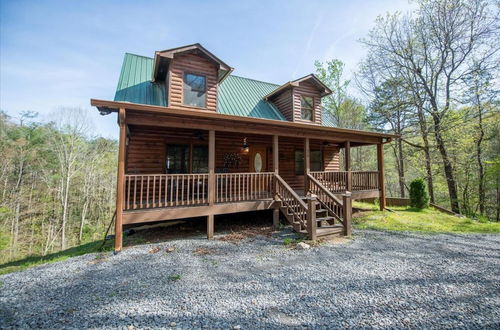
[1,230,499,329]
[296,242,310,250]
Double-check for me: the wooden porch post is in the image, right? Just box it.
[304,137,310,195]
[273,135,280,229]
[307,195,317,240]
[345,141,352,191]
[342,192,352,236]
[115,108,126,253]
[377,143,386,210]
[207,130,215,239]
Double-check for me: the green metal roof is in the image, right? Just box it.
[217,76,285,120]
[114,53,332,125]
[321,110,336,127]
[114,53,166,106]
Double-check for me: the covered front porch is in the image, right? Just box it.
[94,100,393,252]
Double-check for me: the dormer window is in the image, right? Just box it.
[300,96,313,121]
[183,73,206,108]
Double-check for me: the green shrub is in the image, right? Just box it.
[409,178,429,209]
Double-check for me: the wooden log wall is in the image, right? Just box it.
[293,81,322,125]
[125,126,340,193]
[168,52,219,111]
[269,89,294,121]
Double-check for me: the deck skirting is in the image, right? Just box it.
[123,199,276,224]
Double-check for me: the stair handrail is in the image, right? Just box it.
[307,173,345,225]
[274,173,309,231]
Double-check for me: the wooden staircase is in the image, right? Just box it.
[307,204,344,237]
[274,173,351,240]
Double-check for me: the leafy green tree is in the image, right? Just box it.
[315,59,366,129]
[410,179,430,209]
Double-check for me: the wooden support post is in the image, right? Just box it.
[207,214,214,239]
[307,194,317,240]
[342,192,352,236]
[273,135,279,174]
[273,208,280,229]
[208,130,215,239]
[273,135,280,229]
[304,137,310,195]
[345,141,352,192]
[377,143,386,210]
[115,108,126,253]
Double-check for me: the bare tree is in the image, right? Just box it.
[462,62,498,214]
[48,108,93,249]
[360,0,499,212]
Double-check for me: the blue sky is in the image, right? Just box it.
[0,0,413,138]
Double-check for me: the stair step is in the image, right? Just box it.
[316,208,327,213]
[316,216,334,222]
[299,224,344,237]
[316,225,344,237]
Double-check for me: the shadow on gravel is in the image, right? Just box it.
[0,240,114,275]
[0,210,280,275]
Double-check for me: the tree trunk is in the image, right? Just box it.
[397,138,405,198]
[416,105,435,203]
[61,172,71,250]
[476,101,485,215]
[79,199,89,243]
[431,113,460,213]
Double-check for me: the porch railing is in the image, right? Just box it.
[310,171,348,192]
[124,174,209,210]
[310,171,379,192]
[124,171,375,211]
[275,174,308,231]
[307,174,344,223]
[352,171,379,191]
[215,172,274,203]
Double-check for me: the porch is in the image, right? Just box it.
[119,125,384,244]
[96,100,393,252]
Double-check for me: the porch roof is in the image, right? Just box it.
[91,99,398,146]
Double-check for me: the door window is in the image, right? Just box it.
[254,152,263,172]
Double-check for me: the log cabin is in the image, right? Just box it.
[91,43,396,252]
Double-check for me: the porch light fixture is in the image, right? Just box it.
[242,137,249,152]
[99,108,112,116]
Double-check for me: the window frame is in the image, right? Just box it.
[165,144,190,174]
[182,72,207,109]
[166,143,209,174]
[294,149,323,175]
[300,95,314,121]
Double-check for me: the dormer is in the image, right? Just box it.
[153,44,233,111]
[264,74,332,125]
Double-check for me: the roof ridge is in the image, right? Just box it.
[124,52,153,60]
[228,74,280,87]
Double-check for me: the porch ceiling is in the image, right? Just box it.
[91,99,398,146]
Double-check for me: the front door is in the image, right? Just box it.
[250,146,267,172]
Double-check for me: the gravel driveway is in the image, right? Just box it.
[1,229,499,329]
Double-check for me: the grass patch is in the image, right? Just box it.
[168,274,182,281]
[0,239,113,275]
[353,206,500,234]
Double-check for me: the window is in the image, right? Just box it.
[294,150,323,175]
[166,144,189,174]
[166,144,208,174]
[295,150,304,175]
[192,145,208,173]
[300,96,314,121]
[183,73,206,108]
